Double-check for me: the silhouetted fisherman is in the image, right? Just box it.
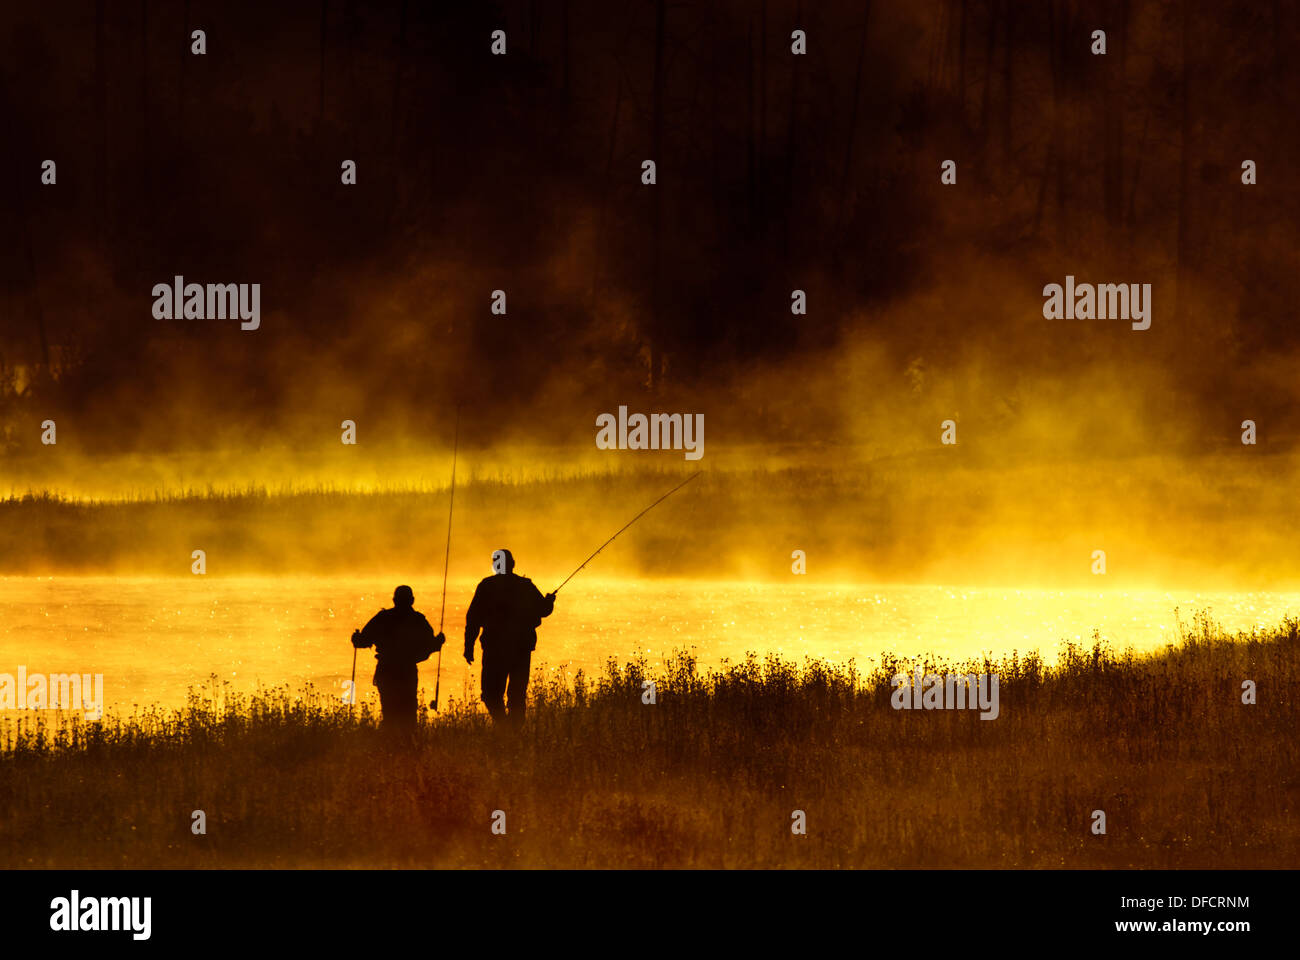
[352,585,444,731]
[464,549,555,725]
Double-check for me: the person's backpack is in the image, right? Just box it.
[410,612,444,664]
[412,631,440,663]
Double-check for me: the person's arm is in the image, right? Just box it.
[464,585,483,662]
[353,610,384,648]
[417,613,445,650]
[534,583,556,620]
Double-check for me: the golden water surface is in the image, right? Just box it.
[3,576,1297,715]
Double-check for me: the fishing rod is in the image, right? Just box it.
[348,645,357,711]
[551,470,702,595]
[431,406,460,711]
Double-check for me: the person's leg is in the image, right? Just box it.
[378,666,418,732]
[377,680,395,729]
[505,649,532,725]
[479,646,508,721]
[396,668,418,729]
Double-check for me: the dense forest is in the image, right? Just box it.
[0,1,1296,456]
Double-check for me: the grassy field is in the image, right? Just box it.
[1,612,1295,868]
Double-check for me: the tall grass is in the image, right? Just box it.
[1,612,1295,868]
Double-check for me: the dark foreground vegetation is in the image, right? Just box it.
[1,613,1295,868]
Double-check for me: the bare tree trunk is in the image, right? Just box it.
[1176,0,1191,319]
[1033,140,1053,234]
[980,0,997,146]
[1035,1,1063,236]
[140,0,149,185]
[21,213,50,375]
[1048,0,1070,243]
[746,16,756,227]
[590,76,623,307]
[650,0,666,390]
[389,0,407,223]
[562,0,571,99]
[1125,109,1149,225]
[95,0,108,248]
[391,0,406,154]
[710,16,723,229]
[140,1,148,130]
[1272,0,1283,70]
[836,0,872,239]
[179,0,190,123]
[1001,0,1014,165]
[927,2,945,92]
[783,0,804,255]
[1103,0,1128,229]
[319,0,328,126]
[957,0,968,125]
[343,1,359,158]
[0,72,48,379]
[758,0,768,233]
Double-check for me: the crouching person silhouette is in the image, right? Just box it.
[352,585,444,732]
[464,549,555,726]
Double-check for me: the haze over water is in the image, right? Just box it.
[4,575,1297,715]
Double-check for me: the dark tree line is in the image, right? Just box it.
[1,0,1297,450]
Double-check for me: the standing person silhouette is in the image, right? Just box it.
[352,585,444,731]
[463,550,555,726]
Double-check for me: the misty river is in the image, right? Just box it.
[3,576,1299,715]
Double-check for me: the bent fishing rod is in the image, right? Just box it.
[551,470,702,595]
[431,406,460,711]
